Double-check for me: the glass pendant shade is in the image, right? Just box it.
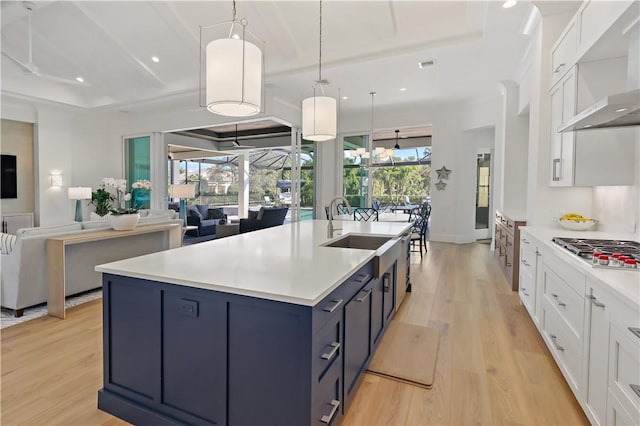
[302,95,336,141]
[206,38,262,117]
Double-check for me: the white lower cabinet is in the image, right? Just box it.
[540,257,586,398]
[607,389,638,426]
[585,281,612,425]
[607,302,640,424]
[519,236,639,426]
[519,231,542,324]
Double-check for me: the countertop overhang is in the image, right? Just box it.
[96,220,412,306]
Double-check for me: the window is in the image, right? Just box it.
[124,136,151,209]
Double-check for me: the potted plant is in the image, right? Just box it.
[90,187,114,217]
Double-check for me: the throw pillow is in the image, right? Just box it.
[257,207,265,221]
[0,233,17,255]
[209,208,225,220]
[187,205,203,219]
[196,204,209,219]
[248,210,259,220]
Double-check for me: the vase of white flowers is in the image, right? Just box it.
[100,177,147,230]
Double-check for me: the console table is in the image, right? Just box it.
[46,223,182,319]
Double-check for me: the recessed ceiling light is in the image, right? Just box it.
[503,0,517,8]
[615,107,629,112]
[342,96,349,100]
[76,77,84,83]
[151,56,160,63]
[400,88,407,92]
[583,124,593,128]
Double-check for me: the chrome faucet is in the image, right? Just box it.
[327,196,353,238]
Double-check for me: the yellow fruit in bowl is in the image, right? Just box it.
[560,213,593,222]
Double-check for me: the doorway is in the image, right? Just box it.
[475,152,491,239]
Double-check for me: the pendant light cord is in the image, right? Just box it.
[370,91,375,140]
[232,0,237,21]
[318,0,323,82]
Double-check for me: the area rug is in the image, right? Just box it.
[0,289,102,329]
[366,321,440,389]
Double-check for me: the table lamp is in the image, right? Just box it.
[68,187,92,222]
[170,184,196,226]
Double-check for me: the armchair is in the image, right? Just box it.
[239,206,288,234]
[186,205,225,236]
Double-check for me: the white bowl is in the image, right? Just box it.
[559,219,597,231]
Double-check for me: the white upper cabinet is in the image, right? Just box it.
[551,18,577,87]
[576,0,637,61]
[547,0,638,188]
[549,66,577,186]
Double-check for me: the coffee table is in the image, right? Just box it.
[216,223,240,238]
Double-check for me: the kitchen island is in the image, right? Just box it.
[96,220,412,426]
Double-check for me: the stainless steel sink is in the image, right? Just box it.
[323,234,393,251]
[322,234,401,278]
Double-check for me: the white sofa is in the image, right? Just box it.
[1,211,182,316]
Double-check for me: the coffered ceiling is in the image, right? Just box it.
[0,0,547,115]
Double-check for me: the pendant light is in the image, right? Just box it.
[205,0,263,117]
[302,0,337,141]
[394,130,401,150]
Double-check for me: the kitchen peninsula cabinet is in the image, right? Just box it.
[100,263,374,426]
[494,210,526,290]
[96,220,411,426]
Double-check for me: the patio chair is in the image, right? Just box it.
[353,207,379,222]
[410,206,430,256]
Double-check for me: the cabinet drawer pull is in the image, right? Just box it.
[506,262,512,267]
[550,334,564,351]
[628,327,640,340]
[355,289,372,302]
[587,295,605,308]
[323,299,343,313]
[521,259,530,267]
[354,274,371,283]
[551,293,566,307]
[630,384,640,399]
[554,63,566,73]
[521,288,529,296]
[321,342,341,361]
[536,250,541,257]
[522,238,530,244]
[320,399,340,424]
[383,272,391,292]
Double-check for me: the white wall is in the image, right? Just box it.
[1,95,122,226]
[0,119,34,215]
[496,80,529,218]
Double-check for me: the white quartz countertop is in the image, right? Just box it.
[96,220,412,306]
[520,226,640,309]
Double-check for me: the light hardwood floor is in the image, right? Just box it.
[0,242,588,425]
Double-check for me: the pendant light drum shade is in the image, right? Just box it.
[302,95,336,141]
[206,38,262,117]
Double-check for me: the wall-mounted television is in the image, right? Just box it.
[1,154,18,199]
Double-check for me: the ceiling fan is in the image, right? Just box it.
[230,125,256,149]
[1,2,90,87]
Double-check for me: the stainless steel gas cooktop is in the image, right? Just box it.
[552,237,639,271]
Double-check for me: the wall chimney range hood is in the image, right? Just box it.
[558,89,640,132]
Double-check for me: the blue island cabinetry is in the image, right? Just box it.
[98,259,397,426]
